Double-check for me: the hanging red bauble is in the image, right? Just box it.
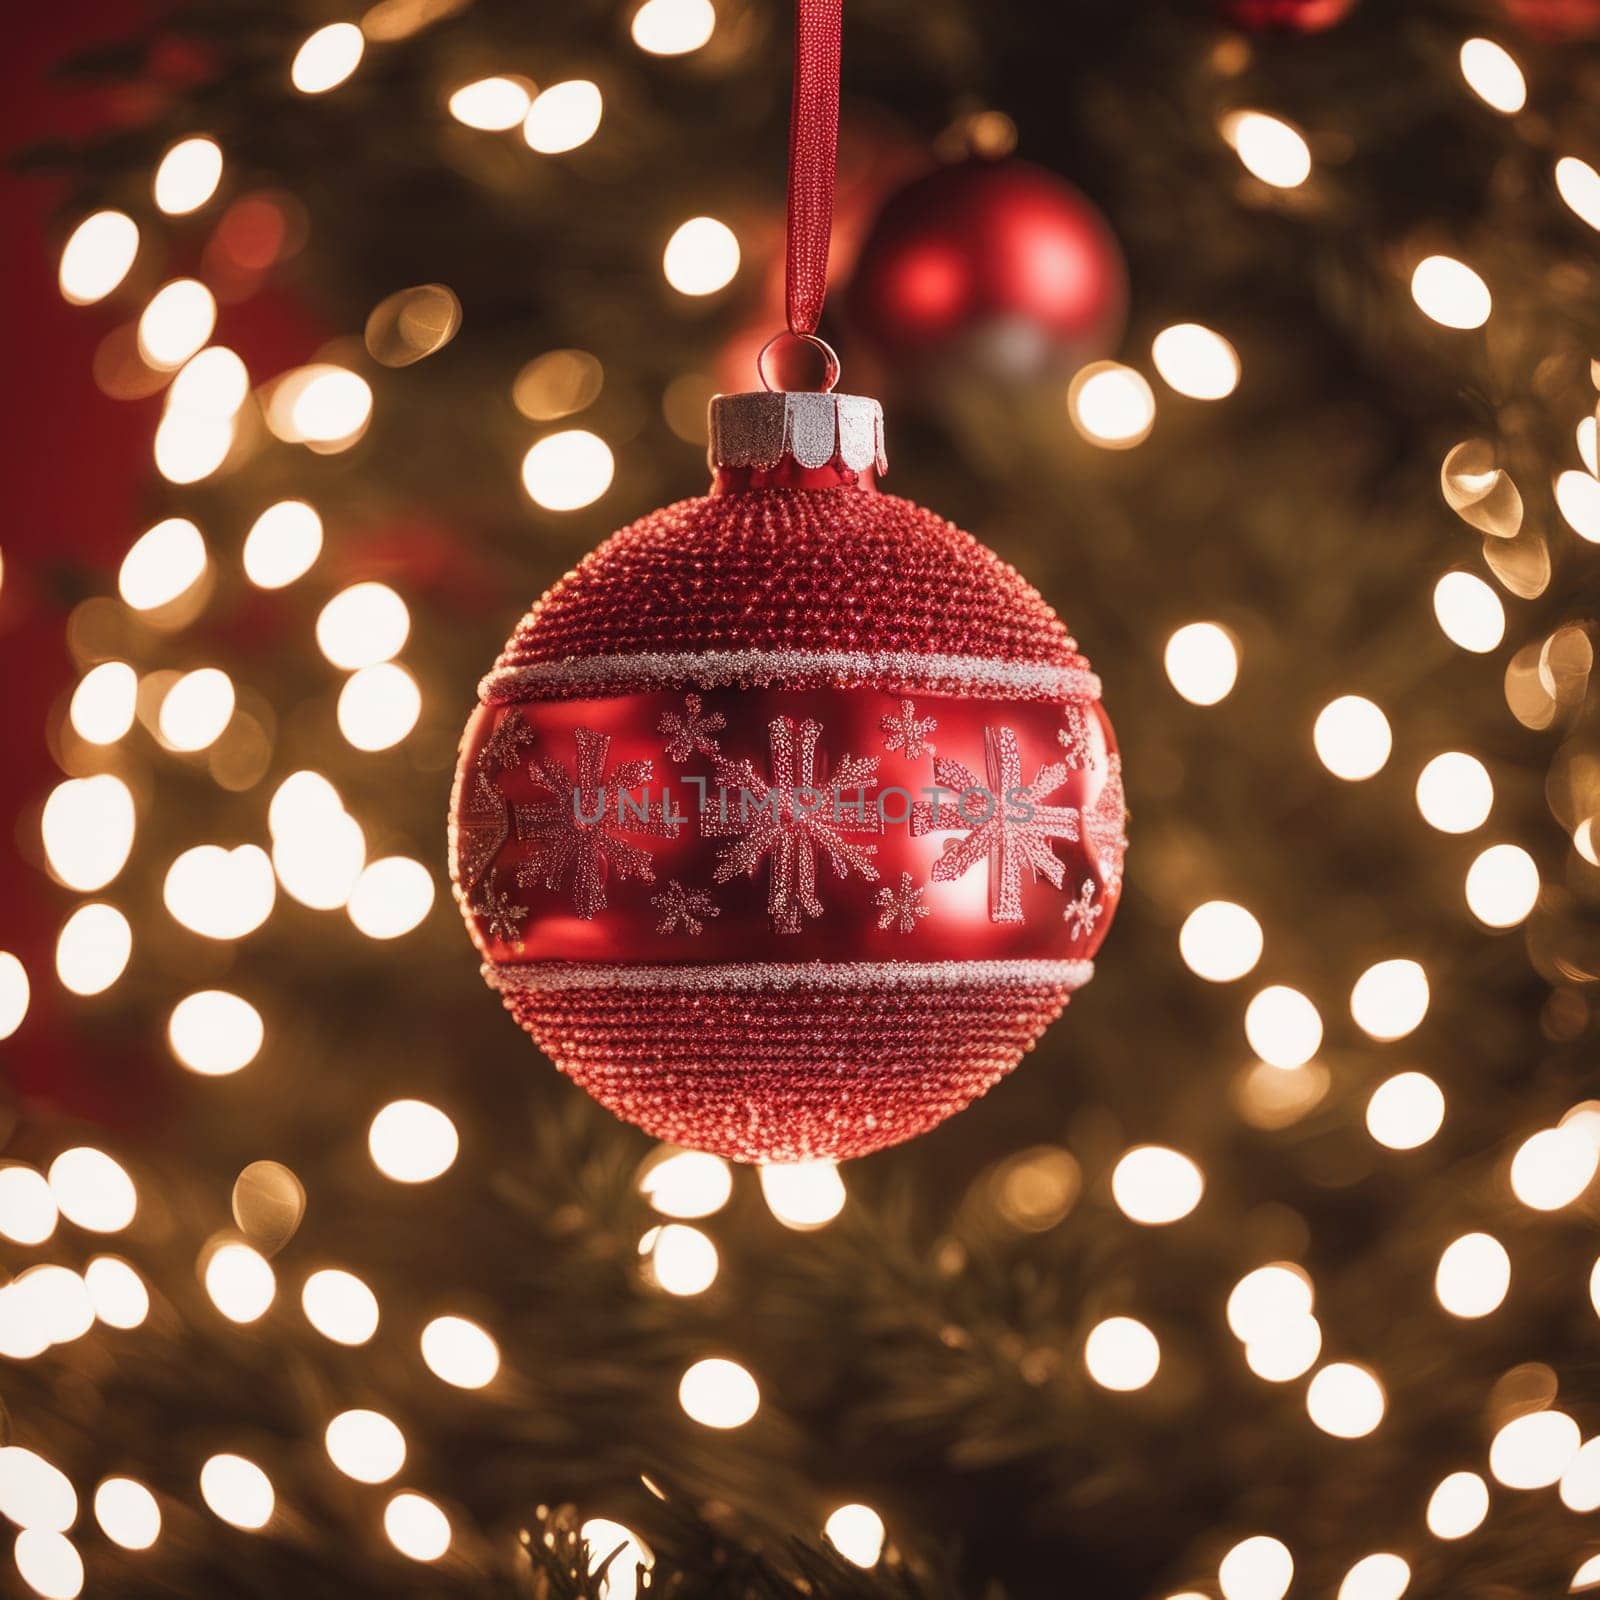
[1498,0,1600,38]
[1217,0,1358,30]
[450,385,1126,1163]
[845,159,1127,380]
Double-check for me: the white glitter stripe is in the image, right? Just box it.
[480,650,1101,704]
[483,957,1094,995]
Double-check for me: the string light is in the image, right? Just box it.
[758,1160,846,1229]
[1415,752,1493,833]
[1555,156,1600,233]
[1464,843,1539,927]
[581,1518,654,1597]
[153,137,223,216]
[1349,959,1429,1041]
[158,667,236,751]
[325,1409,406,1483]
[1554,469,1600,542]
[631,0,716,56]
[317,582,410,670]
[1306,1362,1386,1438]
[266,364,372,446]
[69,661,137,744]
[1558,1438,1600,1512]
[1221,111,1312,188]
[1338,1554,1410,1600]
[1489,1409,1580,1489]
[1459,39,1526,114]
[1151,323,1240,399]
[1110,1146,1204,1224]
[0,1168,57,1245]
[168,990,264,1077]
[243,500,324,588]
[55,903,132,995]
[164,844,275,938]
[1244,985,1322,1069]
[42,776,135,892]
[291,23,365,93]
[823,1504,885,1569]
[48,1148,136,1233]
[639,1224,719,1295]
[0,953,29,1041]
[138,279,217,369]
[1435,1233,1510,1318]
[1068,361,1156,448]
[1164,622,1239,704]
[13,1531,83,1599]
[338,662,422,750]
[1411,256,1491,330]
[1365,1072,1445,1151]
[1313,696,1391,780]
[383,1492,451,1561]
[662,217,740,295]
[1433,571,1505,653]
[347,857,435,939]
[167,346,249,418]
[1243,1313,1322,1382]
[1227,1264,1313,1343]
[369,1099,458,1182]
[204,1242,277,1323]
[1509,1126,1597,1211]
[58,211,138,305]
[420,1314,499,1388]
[83,1256,148,1328]
[93,1477,161,1550]
[1425,1470,1489,1538]
[448,76,534,131]
[679,1357,760,1427]
[302,1268,380,1345]
[1083,1316,1161,1390]
[1179,900,1262,982]
[199,1454,274,1530]
[119,517,207,609]
[1218,1535,1294,1600]
[638,1149,733,1217]
[522,429,615,510]
[524,80,603,152]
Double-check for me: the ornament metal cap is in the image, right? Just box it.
[707,388,888,478]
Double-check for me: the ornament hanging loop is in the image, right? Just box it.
[757,330,841,394]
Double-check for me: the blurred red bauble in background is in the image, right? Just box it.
[1498,0,1600,37]
[846,159,1127,381]
[450,390,1126,1163]
[1217,0,1357,30]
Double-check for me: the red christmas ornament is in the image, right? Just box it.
[1498,0,1600,38]
[450,386,1126,1162]
[846,159,1127,380]
[1217,0,1357,30]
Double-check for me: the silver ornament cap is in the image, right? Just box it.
[707,389,888,477]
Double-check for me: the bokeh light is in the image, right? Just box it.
[164,843,275,938]
[1555,469,1600,542]
[1305,1362,1385,1438]
[1218,1535,1294,1600]
[1555,156,1600,232]
[663,217,741,295]
[292,22,365,92]
[119,517,206,610]
[1349,959,1429,1041]
[639,1149,732,1217]
[1227,1264,1313,1343]
[1415,752,1493,833]
[317,582,410,670]
[1411,256,1491,330]
[420,1314,499,1388]
[83,1256,148,1328]
[1489,1409,1580,1489]
[325,1409,406,1483]
[58,211,138,305]
[384,1492,451,1561]
[48,1147,136,1233]
[1338,1553,1410,1600]
[632,0,716,55]
[1164,622,1239,704]
[347,857,435,939]
[522,429,615,510]
[1365,1072,1445,1151]
[1425,1470,1489,1539]
[525,80,603,152]
[338,662,421,751]
[243,500,323,588]
[758,1160,846,1229]
[69,661,138,744]
[138,279,217,370]
[369,1099,457,1182]
[13,1531,83,1599]
[1509,1126,1597,1211]
[42,776,135,892]
[1433,571,1505,653]
[0,1168,57,1245]
[199,1454,273,1530]
[1314,696,1391,780]
[1435,1232,1510,1318]
[639,1223,719,1295]
[93,1477,161,1550]
[0,953,29,1041]
[1465,843,1539,927]
[1111,1146,1204,1224]
[679,1357,760,1427]
[1459,38,1526,114]
[55,903,132,996]
[1084,1316,1161,1390]
[158,667,236,751]
[302,1268,380,1345]
[824,1504,886,1569]
[1559,1437,1600,1512]
[204,1242,276,1323]
[1244,985,1322,1069]
[1151,323,1239,399]
[1068,361,1156,448]
[153,137,223,216]
[448,76,534,130]
[581,1518,654,1598]
[1221,111,1311,188]
[168,990,264,1076]
[1179,900,1262,983]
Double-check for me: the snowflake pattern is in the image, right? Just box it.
[472,879,528,943]
[452,770,511,894]
[880,697,938,760]
[1063,878,1103,940]
[651,879,720,936]
[1084,751,1129,900]
[703,715,881,934]
[912,726,1080,924]
[874,871,930,934]
[658,693,726,764]
[1056,705,1095,771]
[478,706,536,775]
[514,727,681,920]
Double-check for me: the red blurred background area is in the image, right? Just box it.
[1,3,150,1113]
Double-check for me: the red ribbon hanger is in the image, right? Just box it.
[784,0,843,341]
